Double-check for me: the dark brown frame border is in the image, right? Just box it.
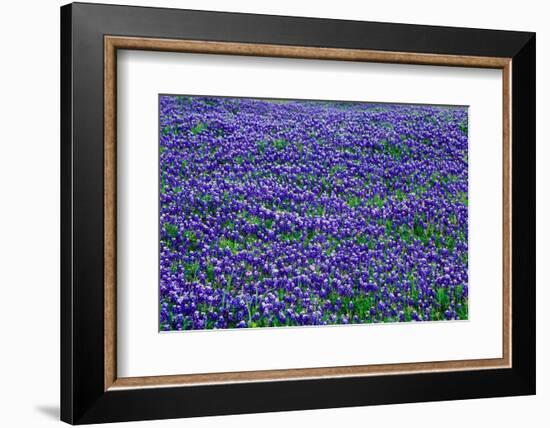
[62,3,535,424]
[104,36,512,391]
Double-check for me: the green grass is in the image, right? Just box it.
[164,223,178,239]
[273,138,289,151]
[206,262,215,283]
[279,230,302,242]
[191,122,207,135]
[183,230,198,251]
[372,194,386,209]
[219,238,240,254]
[347,195,362,208]
[222,220,235,231]
[257,140,267,154]
[436,287,449,309]
[184,261,200,281]
[395,188,406,202]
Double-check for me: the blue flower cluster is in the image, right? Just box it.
[159,95,468,330]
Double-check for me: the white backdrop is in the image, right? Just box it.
[0,1,546,427]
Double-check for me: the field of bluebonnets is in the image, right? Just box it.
[159,95,468,331]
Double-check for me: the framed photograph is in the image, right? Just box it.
[60,2,535,424]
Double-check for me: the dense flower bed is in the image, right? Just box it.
[159,95,468,330]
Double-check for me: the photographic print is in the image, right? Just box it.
[159,95,468,331]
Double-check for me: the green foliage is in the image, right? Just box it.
[399,224,411,243]
[370,194,385,209]
[279,230,302,242]
[307,205,326,217]
[413,222,424,239]
[257,140,267,154]
[176,95,192,105]
[329,165,345,177]
[320,176,330,195]
[395,188,406,202]
[446,236,456,252]
[457,191,468,207]
[164,222,178,239]
[457,302,468,320]
[454,285,463,300]
[410,281,419,302]
[436,288,449,308]
[381,139,410,160]
[206,262,215,283]
[223,220,235,231]
[347,195,362,208]
[351,294,374,320]
[191,122,207,135]
[160,173,167,194]
[184,261,200,281]
[219,238,240,254]
[429,172,440,186]
[356,235,369,246]
[273,138,288,151]
[183,230,198,251]
[304,230,316,247]
[441,174,459,184]
[325,236,340,256]
[244,233,258,246]
[170,261,179,274]
[247,215,263,226]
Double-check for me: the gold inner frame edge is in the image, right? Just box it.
[104,36,512,391]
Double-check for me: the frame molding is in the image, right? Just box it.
[62,2,535,424]
[104,35,512,392]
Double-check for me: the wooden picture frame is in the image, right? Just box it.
[61,2,535,424]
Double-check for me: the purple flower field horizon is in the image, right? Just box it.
[159,95,468,331]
